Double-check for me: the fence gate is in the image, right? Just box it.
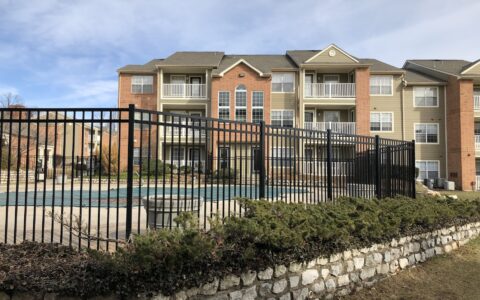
[0,105,416,250]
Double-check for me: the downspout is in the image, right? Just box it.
[401,75,407,140]
[444,87,448,179]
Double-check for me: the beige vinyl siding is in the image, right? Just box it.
[271,93,296,110]
[307,46,357,64]
[463,63,480,75]
[369,75,403,140]
[403,85,446,178]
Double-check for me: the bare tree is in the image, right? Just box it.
[0,92,23,108]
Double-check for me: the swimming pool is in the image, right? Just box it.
[0,185,307,207]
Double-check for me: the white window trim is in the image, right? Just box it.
[131,75,154,94]
[271,72,296,94]
[415,160,440,180]
[235,87,247,121]
[217,146,231,169]
[413,86,439,108]
[271,109,295,127]
[370,112,394,133]
[271,147,294,168]
[251,91,264,123]
[414,123,440,145]
[218,91,230,120]
[370,75,394,96]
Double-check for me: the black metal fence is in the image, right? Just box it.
[0,105,415,250]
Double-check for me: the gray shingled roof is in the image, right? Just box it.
[117,59,163,73]
[357,59,403,73]
[212,55,297,76]
[404,70,445,85]
[156,51,224,67]
[407,60,471,76]
[285,50,319,66]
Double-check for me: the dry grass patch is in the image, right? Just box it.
[345,237,480,300]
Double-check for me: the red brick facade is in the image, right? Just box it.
[446,77,475,190]
[211,63,271,124]
[118,74,158,170]
[355,67,371,136]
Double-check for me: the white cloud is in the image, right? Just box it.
[0,85,19,96]
[0,0,479,107]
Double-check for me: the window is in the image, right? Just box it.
[370,112,393,132]
[134,112,150,129]
[416,161,439,180]
[218,147,230,169]
[415,123,439,144]
[272,147,293,168]
[272,73,295,92]
[131,76,153,94]
[218,91,230,120]
[171,147,185,163]
[271,110,294,127]
[133,147,140,165]
[370,75,392,95]
[235,85,247,122]
[252,91,264,123]
[414,87,438,107]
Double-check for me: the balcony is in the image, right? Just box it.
[304,83,356,99]
[162,84,207,99]
[476,135,480,156]
[164,123,207,138]
[304,122,356,135]
[475,95,480,111]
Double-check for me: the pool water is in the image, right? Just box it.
[0,185,307,207]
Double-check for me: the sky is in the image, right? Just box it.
[0,0,479,108]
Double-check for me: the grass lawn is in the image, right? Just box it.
[437,190,480,200]
[344,237,480,300]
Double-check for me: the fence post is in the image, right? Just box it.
[411,139,416,199]
[326,129,333,201]
[126,104,135,240]
[259,121,266,199]
[375,135,381,199]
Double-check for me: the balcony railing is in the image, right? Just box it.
[304,122,356,135]
[476,135,480,150]
[165,122,207,137]
[475,95,480,111]
[304,83,356,98]
[162,84,207,98]
[477,175,480,191]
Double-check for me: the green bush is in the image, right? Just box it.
[2,196,480,297]
[140,160,174,176]
[213,168,235,180]
[178,165,192,174]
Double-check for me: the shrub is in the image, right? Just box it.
[1,196,480,297]
[212,168,235,180]
[178,165,192,174]
[140,160,173,176]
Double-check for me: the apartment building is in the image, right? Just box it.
[117,44,480,190]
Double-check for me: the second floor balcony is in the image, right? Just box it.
[162,83,207,99]
[304,121,356,135]
[304,83,356,99]
[475,95,480,111]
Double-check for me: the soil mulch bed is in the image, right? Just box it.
[0,242,113,297]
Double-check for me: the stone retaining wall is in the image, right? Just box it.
[1,222,479,300]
